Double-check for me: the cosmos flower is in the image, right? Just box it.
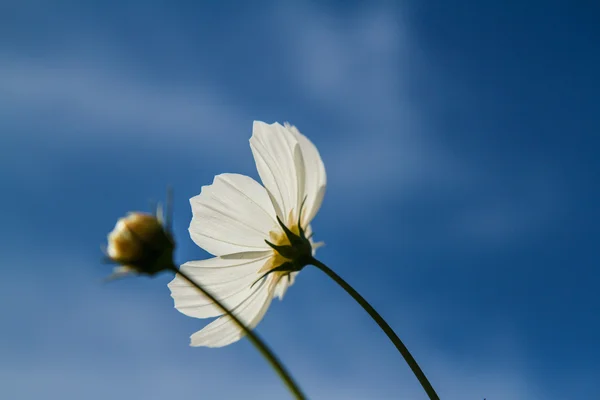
[168,121,326,347]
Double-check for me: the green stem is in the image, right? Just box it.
[309,258,439,400]
[167,265,307,400]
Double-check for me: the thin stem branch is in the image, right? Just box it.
[310,258,439,400]
[167,265,306,400]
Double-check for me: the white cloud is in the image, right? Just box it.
[0,1,564,251]
[0,2,462,196]
[266,2,467,204]
[268,2,565,247]
[0,57,248,154]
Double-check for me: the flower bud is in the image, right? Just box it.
[105,211,175,278]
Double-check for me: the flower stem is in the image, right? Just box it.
[309,258,439,400]
[167,265,307,400]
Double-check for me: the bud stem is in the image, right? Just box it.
[309,258,440,400]
[166,264,307,400]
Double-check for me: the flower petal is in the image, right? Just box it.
[250,121,305,222]
[272,271,299,300]
[189,173,277,256]
[189,278,274,348]
[168,251,271,319]
[284,123,327,226]
[250,121,326,227]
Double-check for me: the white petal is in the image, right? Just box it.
[250,121,305,222]
[190,278,274,348]
[168,251,272,319]
[250,121,326,227]
[284,123,327,226]
[189,173,277,256]
[273,271,299,300]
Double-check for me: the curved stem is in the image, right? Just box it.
[309,258,439,400]
[167,265,306,400]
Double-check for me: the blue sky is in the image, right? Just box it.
[1,1,598,399]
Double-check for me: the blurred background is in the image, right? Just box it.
[1,1,598,399]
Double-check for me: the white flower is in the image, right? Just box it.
[168,121,326,348]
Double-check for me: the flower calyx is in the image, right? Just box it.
[265,214,313,273]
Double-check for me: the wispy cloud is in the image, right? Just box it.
[0,58,245,150]
[0,2,462,198]
[274,2,464,192]
[266,2,562,246]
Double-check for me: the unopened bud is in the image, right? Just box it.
[105,211,175,278]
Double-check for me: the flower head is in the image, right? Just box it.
[105,209,175,279]
[168,121,326,347]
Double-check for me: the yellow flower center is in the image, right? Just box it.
[258,222,302,276]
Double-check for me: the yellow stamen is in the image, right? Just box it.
[257,209,305,289]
